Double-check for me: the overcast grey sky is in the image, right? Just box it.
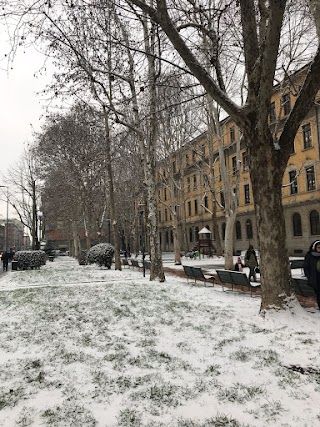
[0,43,51,219]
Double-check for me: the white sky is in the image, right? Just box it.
[0,40,53,218]
[0,255,319,426]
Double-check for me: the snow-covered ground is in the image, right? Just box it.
[0,256,319,427]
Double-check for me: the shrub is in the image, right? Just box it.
[87,243,114,269]
[14,250,46,270]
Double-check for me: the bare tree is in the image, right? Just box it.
[2,146,40,249]
[126,0,320,312]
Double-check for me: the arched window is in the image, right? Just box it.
[246,219,253,239]
[222,223,226,240]
[310,210,320,235]
[236,221,242,240]
[195,226,199,242]
[189,227,193,243]
[292,213,302,236]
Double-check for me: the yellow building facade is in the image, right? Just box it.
[157,70,320,256]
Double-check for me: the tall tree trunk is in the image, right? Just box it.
[71,220,81,258]
[172,211,181,264]
[103,107,121,270]
[212,203,223,256]
[248,131,292,311]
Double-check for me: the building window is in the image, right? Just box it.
[187,177,190,192]
[244,184,250,204]
[204,195,208,209]
[290,140,295,154]
[188,201,192,217]
[192,150,196,162]
[189,227,193,243]
[195,226,199,242]
[158,210,161,223]
[201,144,206,156]
[292,213,302,236]
[289,170,298,194]
[193,175,197,189]
[246,219,253,239]
[270,101,276,122]
[310,210,320,235]
[282,93,291,116]
[222,223,226,240]
[232,156,237,175]
[302,123,312,149]
[220,192,225,208]
[230,126,235,143]
[165,231,169,244]
[242,152,248,171]
[164,209,168,222]
[306,166,316,191]
[236,221,242,240]
[164,188,167,201]
[194,199,198,215]
[170,230,174,243]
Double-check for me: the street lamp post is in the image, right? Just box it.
[0,186,9,251]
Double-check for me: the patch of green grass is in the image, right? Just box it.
[255,349,279,367]
[217,383,265,404]
[204,364,221,376]
[117,408,142,427]
[230,347,251,362]
[40,401,97,426]
[131,382,182,408]
[0,386,26,410]
[248,400,285,422]
[276,368,303,388]
[177,414,251,427]
[214,336,242,350]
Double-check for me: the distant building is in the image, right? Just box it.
[0,219,25,251]
[156,67,320,256]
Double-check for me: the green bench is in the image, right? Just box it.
[216,270,260,297]
[291,278,316,298]
[183,265,215,287]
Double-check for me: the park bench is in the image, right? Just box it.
[121,258,130,268]
[290,259,305,276]
[130,259,142,270]
[183,265,215,287]
[215,269,260,297]
[291,278,316,298]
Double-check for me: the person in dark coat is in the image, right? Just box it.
[245,245,259,281]
[1,251,9,272]
[304,240,320,310]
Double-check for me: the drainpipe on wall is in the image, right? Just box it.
[315,103,320,161]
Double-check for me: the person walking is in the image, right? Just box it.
[245,245,258,282]
[303,240,320,310]
[1,251,9,272]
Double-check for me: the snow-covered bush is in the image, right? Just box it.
[14,250,46,270]
[87,243,114,269]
